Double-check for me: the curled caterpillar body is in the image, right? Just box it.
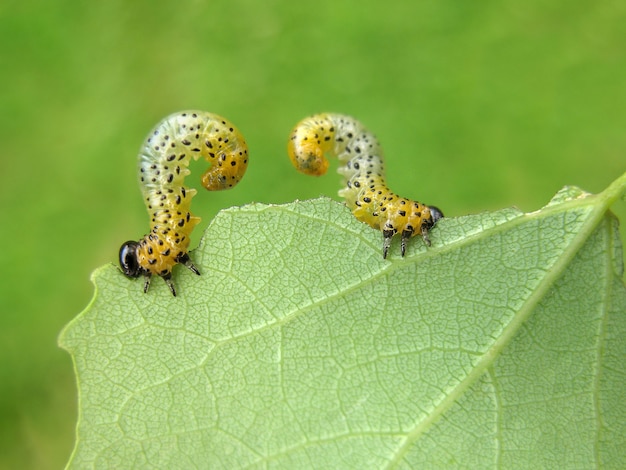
[288,113,443,258]
[119,111,249,296]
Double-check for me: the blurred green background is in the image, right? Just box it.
[1,0,624,468]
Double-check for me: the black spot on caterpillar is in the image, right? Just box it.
[119,111,249,296]
[287,113,443,258]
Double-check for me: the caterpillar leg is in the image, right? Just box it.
[149,258,200,297]
[160,273,177,297]
[382,227,418,258]
[420,205,444,249]
[143,271,185,297]
[141,272,174,297]
[383,225,432,259]
[383,229,395,259]
[177,252,201,276]
[143,274,152,294]
[157,252,200,297]
[420,226,433,247]
[401,229,414,257]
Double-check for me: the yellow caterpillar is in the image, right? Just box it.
[119,111,249,296]
[288,113,442,258]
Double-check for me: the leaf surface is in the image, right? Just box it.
[59,175,626,469]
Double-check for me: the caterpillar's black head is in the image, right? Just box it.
[119,241,142,278]
[428,206,444,226]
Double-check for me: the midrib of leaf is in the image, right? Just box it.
[384,173,626,469]
[488,365,505,467]
[592,212,617,466]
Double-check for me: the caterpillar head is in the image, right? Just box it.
[119,239,200,296]
[427,206,444,227]
[419,205,444,240]
[119,241,143,278]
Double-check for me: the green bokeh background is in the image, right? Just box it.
[1,0,624,468]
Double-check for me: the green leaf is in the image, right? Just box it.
[59,174,626,469]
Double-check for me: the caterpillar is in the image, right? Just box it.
[288,113,443,258]
[119,111,249,296]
